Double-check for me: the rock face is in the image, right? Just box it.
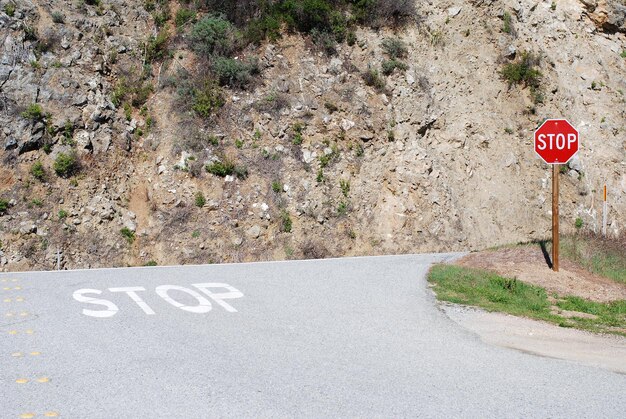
[0,0,625,271]
[585,0,626,33]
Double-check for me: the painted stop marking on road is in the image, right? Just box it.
[534,119,579,164]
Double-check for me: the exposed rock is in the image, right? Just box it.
[246,225,262,239]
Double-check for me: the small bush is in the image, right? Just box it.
[51,11,64,23]
[53,152,79,178]
[280,210,292,233]
[381,37,408,59]
[253,92,289,114]
[575,218,583,229]
[21,104,44,120]
[503,12,513,34]
[292,122,305,145]
[58,209,68,219]
[340,179,350,197]
[192,80,225,117]
[206,159,236,177]
[195,191,206,208]
[362,68,386,91]
[353,0,416,28]
[4,3,15,17]
[277,0,333,33]
[175,8,196,27]
[0,199,8,215]
[145,260,158,266]
[212,57,259,88]
[120,227,135,244]
[311,28,337,55]
[146,30,169,62]
[190,15,240,57]
[31,161,45,181]
[381,59,408,76]
[272,181,282,193]
[501,51,541,88]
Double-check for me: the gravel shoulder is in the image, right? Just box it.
[442,303,626,375]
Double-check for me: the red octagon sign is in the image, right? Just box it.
[534,119,579,164]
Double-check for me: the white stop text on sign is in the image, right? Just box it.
[536,133,577,150]
[72,283,244,318]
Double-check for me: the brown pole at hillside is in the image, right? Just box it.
[552,164,559,272]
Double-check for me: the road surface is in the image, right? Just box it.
[1,254,625,418]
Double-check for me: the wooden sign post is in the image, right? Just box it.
[534,119,579,273]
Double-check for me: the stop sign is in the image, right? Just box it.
[534,119,579,164]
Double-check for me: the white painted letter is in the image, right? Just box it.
[72,289,119,318]
[547,133,555,149]
[567,133,576,150]
[193,283,244,313]
[155,285,212,313]
[108,287,155,315]
[556,133,565,150]
[537,134,546,150]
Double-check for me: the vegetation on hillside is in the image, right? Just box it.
[429,264,626,336]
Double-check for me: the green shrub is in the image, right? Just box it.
[0,199,9,215]
[190,15,240,57]
[272,181,282,193]
[234,165,249,180]
[205,159,247,179]
[120,227,135,244]
[620,50,626,59]
[352,0,416,27]
[503,11,513,34]
[575,218,583,229]
[62,120,75,145]
[292,122,305,145]
[337,201,348,215]
[253,92,289,114]
[245,14,282,44]
[51,11,64,23]
[131,83,153,108]
[340,179,350,197]
[53,152,79,178]
[58,209,68,219]
[145,260,158,266]
[21,104,44,120]
[280,210,292,233]
[192,80,225,117]
[31,161,45,181]
[381,59,408,76]
[381,37,408,59]
[212,57,259,88]
[146,30,169,62]
[4,3,15,17]
[311,28,337,55]
[175,8,196,27]
[205,159,235,177]
[362,68,386,91]
[277,0,333,33]
[195,191,206,208]
[316,168,324,183]
[501,51,541,88]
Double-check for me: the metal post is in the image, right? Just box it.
[602,185,607,237]
[552,165,559,272]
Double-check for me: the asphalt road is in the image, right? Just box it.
[1,254,625,418]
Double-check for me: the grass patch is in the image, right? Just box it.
[561,233,626,285]
[428,264,626,336]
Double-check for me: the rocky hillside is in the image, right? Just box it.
[0,0,624,271]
